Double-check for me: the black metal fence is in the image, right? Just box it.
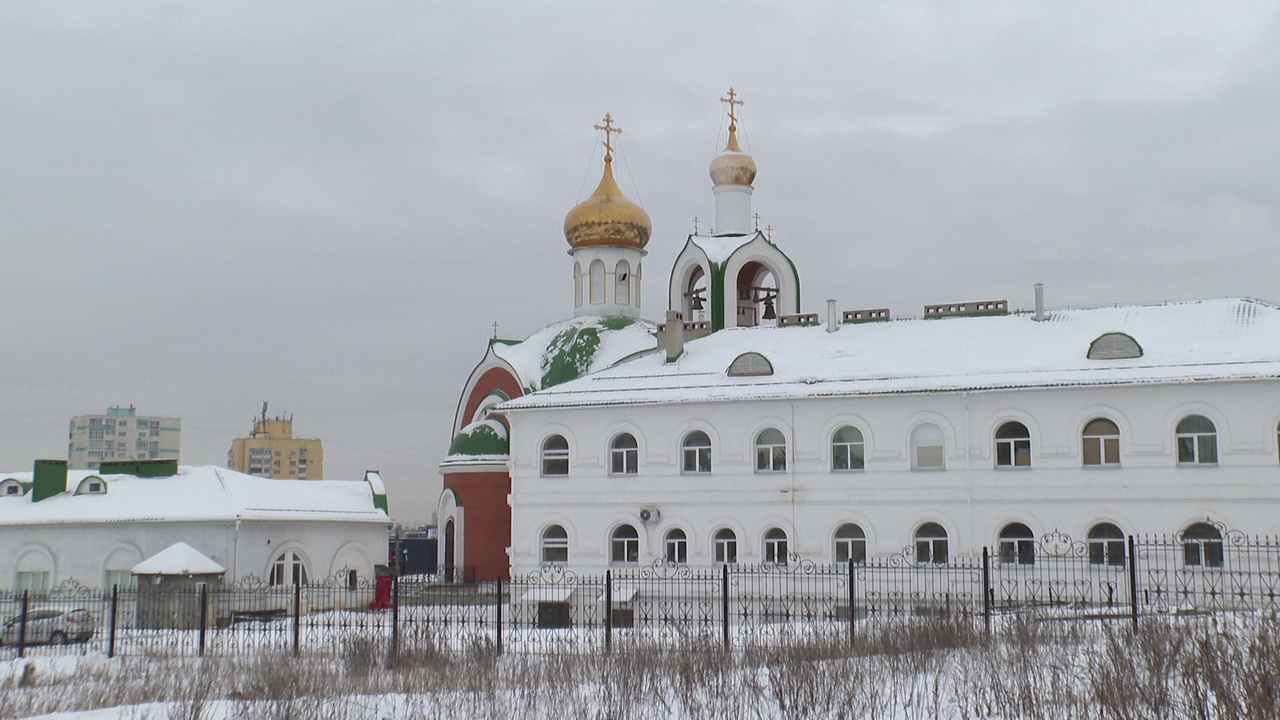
[5,525,1280,660]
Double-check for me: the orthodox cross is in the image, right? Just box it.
[692,216,700,235]
[753,213,761,231]
[492,321,499,340]
[594,113,621,158]
[719,87,744,127]
[765,224,773,242]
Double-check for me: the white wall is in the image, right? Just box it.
[508,379,1280,575]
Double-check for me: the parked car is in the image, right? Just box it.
[0,609,96,646]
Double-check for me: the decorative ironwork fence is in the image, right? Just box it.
[6,526,1280,660]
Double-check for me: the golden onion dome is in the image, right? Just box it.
[564,154,652,249]
[709,123,757,187]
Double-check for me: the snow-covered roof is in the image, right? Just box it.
[689,233,754,265]
[0,465,390,526]
[501,298,1280,410]
[491,315,657,394]
[132,542,225,576]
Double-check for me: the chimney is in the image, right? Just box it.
[1033,283,1045,321]
[662,310,686,362]
[826,299,838,333]
[32,459,67,502]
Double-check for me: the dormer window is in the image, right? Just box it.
[727,352,773,377]
[1,479,23,496]
[75,476,107,495]
[1087,332,1143,360]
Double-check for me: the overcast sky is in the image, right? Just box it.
[2,3,1278,525]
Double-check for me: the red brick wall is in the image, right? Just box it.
[444,470,511,581]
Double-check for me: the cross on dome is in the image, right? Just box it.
[593,113,622,160]
[719,87,743,130]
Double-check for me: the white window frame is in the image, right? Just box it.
[714,529,738,564]
[755,428,787,472]
[995,422,1031,468]
[763,528,789,565]
[541,435,570,476]
[834,523,866,564]
[831,426,865,471]
[1087,523,1126,567]
[611,525,639,564]
[541,526,569,564]
[1176,415,1218,465]
[1082,418,1121,467]
[664,529,688,564]
[609,433,638,475]
[911,423,945,470]
[269,550,308,587]
[681,431,712,473]
[914,523,949,565]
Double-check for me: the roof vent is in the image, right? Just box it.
[1088,332,1143,360]
[727,352,774,377]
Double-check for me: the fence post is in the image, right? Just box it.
[391,575,400,657]
[198,584,208,657]
[847,559,856,650]
[495,576,503,656]
[292,583,302,657]
[108,584,119,658]
[605,570,613,652]
[17,590,29,659]
[721,563,730,652]
[1127,535,1139,629]
[982,547,991,633]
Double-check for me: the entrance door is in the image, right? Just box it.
[443,519,456,581]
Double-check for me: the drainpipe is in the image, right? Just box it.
[1033,283,1045,321]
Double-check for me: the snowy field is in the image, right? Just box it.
[5,612,1280,720]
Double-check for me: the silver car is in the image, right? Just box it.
[0,608,96,645]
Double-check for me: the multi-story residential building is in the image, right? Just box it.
[68,406,180,471]
[227,411,323,480]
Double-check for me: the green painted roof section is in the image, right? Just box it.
[490,315,657,394]
[447,418,509,457]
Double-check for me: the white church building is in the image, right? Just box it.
[442,91,1280,580]
[1,461,391,594]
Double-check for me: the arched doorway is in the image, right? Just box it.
[443,519,456,581]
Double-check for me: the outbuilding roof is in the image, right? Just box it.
[500,298,1280,411]
[132,541,226,576]
[0,465,390,526]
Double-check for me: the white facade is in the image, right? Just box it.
[0,465,390,593]
[572,245,644,319]
[501,300,1280,576]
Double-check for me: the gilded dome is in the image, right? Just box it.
[709,124,757,187]
[564,155,652,249]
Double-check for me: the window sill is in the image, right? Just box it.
[831,467,866,473]
[1176,462,1219,467]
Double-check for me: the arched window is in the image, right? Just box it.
[541,525,569,564]
[664,529,688,564]
[682,431,711,473]
[634,262,642,308]
[995,422,1031,467]
[764,528,789,565]
[755,428,786,472]
[610,433,638,475]
[911,423,945,470]
[611,525,639,564]
[714,528,738,564]
[1182,522,1224,568]
[614,260,631,305]
[1083,418,1121,466]
[589,260,605,304]
[1176,415,1218,465]
[998,523,1035,565]
[573,262,583,307]
[541,435,569,476]
[915,523,948,565]
[1087,523,1126,567]
[834,523,866,564]
[831,426,865,471]
[269,550,308,587]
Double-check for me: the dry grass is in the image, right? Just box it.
[2,613,1280,719]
